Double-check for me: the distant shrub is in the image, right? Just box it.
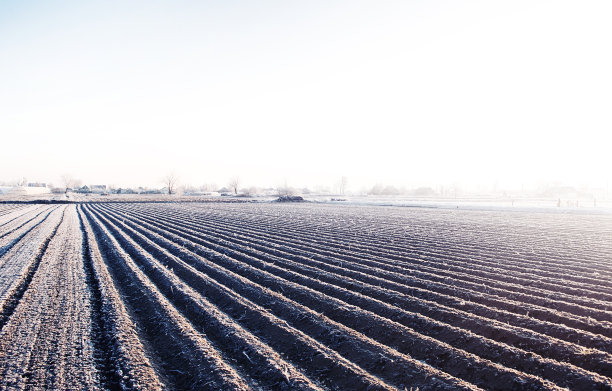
[275,195,305,202]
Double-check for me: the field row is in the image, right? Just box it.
[0,202,610,390]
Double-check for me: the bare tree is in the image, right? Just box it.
[61,174,73,191]
[61,174,81,193]
[164,173,179,195]
[228,176,240,195]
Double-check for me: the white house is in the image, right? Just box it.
[7,186,50,195]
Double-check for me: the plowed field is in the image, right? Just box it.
[0,202,610,390]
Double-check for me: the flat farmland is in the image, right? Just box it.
[0,201,610,390]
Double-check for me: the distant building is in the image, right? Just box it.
[115,188,137,194]
[27,182,47,188]
[90,185,107,194]
[141,189,162,194]
[8,186,50,195]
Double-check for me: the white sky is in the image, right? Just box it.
[1,0,611,190]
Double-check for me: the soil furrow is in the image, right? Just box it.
[0,207,56,260]
[0,207,65,332]
[86,205,328,391]
[78,205,164,390]
[160,204,612,310]
[105,205,612,391]
[83,206,254,391]
[1,200,609,390]
[121,204,612,332]
[78,207,126,390]
[92,205,477,391]
[105,205,610,362]
[91,205,564,391]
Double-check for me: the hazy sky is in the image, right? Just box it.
[1,1,611,190]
